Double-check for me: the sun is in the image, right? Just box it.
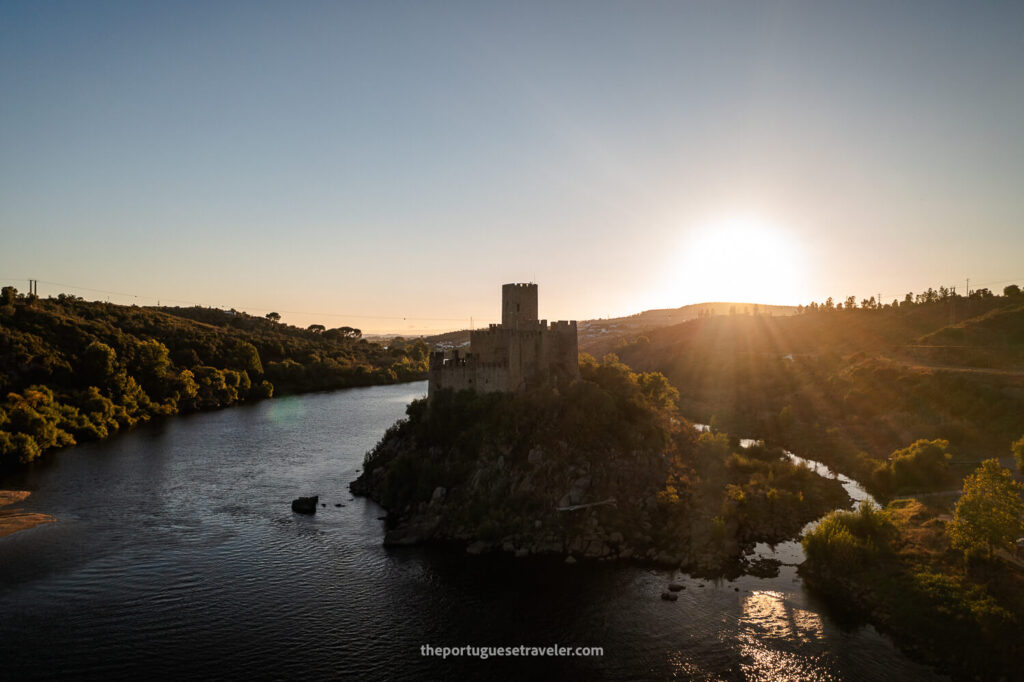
[667,216,805,306]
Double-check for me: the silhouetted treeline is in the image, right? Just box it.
[0,288,428,467]
[797,282,1021,313]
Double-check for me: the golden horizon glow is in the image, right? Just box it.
[662,216,808,308]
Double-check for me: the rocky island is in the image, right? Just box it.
[352,351,849,575]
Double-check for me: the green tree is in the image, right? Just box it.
[1005,284,1021,297]
[947,459,1024,559]
[888,439,953,491]
[1,286,16,306]
[637,371,679,410]
[82,341,119,388]
[1012,435,1024,474]
[307,324,325,334]
[229,341,263,375]
[265,312,281,322]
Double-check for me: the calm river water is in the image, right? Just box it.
[0,381,944,680]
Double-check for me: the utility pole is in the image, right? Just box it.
[966,278,970,297]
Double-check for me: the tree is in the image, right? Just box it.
[1004,284,1021,298]
[637,371,679,410]
[1012,435,1024,474]
[1,286,17,306]
[229,341,263,375]
[265,312,281,322]
[307,324,325,334]
[82,341,119,388]
[947,459,1024,560]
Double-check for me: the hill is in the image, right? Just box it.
[0,287,428,468]
[421,301,799,352]
[609,290,1024,496]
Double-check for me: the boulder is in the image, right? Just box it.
[668,583,684,592]
[291,495,318,515]
[660,592,678,602]
[430,486,447,505]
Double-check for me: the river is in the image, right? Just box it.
[0,381,944,680]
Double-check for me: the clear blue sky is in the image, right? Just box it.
[2,1,1023,332]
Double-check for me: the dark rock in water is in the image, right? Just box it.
[321,503,326,507]
[668,583,684,592]
[334,503,343,507]
[377,515,387,520]
[660,591,678,601]
[291,495,318,515]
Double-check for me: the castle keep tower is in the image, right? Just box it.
[501,283,538,329]
[428,283,579,397]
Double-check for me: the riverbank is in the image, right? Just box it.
[801,493,1024,680]
[0,490,55,538]
[0,291,429,469]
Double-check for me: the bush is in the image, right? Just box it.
[802,500,895,570]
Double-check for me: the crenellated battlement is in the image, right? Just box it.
[428,283,579,398]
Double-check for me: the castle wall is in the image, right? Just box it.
[468,326,513,364]
[428,351,511,396]
[544,321,580,378]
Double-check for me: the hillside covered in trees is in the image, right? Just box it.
[612,285,1024,498]
[0,287,428,468]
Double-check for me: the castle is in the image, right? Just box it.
[428,283,579,396]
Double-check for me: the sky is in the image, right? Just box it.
[2,1,1023,333]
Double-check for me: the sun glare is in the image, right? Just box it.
[666,217,806,307]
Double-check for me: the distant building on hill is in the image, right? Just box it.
[428,283,579,397]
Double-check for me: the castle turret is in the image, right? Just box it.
[501,283,538,329]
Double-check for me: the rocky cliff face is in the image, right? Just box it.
[351,430,740,571]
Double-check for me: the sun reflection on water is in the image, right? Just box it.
[667,590,839,681]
